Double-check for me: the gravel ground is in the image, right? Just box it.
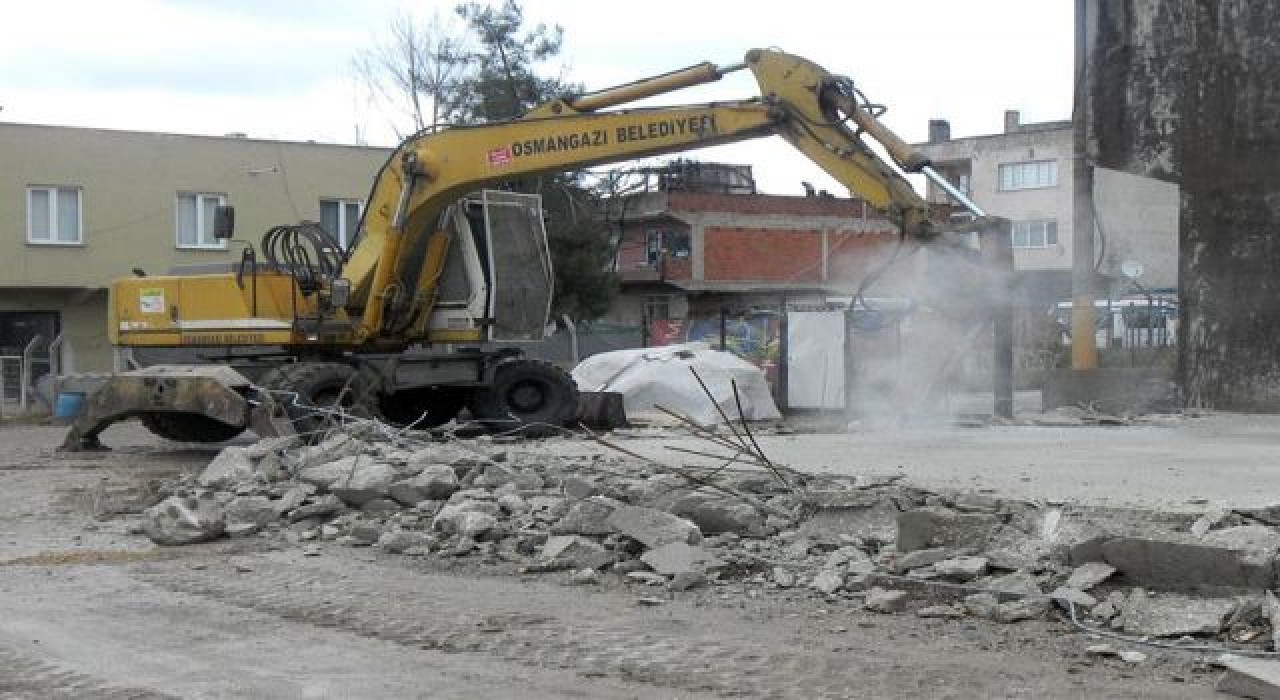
[0,419,1226,698]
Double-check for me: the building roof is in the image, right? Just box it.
[0,120,394,153]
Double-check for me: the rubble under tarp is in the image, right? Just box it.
[570,342,780,426]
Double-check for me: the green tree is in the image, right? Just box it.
[452,0,617,321]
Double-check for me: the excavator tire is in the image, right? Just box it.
[257,362,380,440]
[466,358,578,437]
[378,387,468,429]
[139,411,246,444]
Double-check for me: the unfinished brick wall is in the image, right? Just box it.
[703,227,823,282]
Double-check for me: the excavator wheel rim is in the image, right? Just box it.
[257,362,380,441]
[467,358,578,437]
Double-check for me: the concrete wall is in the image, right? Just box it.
[0,123,390,288]
[0,122,391,374]
[1083,0,1280,409]
[1093,166,1179,290]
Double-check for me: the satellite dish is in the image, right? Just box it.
[1121,260,1145,280]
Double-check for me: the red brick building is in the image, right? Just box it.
[607,188,899,328]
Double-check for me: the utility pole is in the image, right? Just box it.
[1071,0,1098,371]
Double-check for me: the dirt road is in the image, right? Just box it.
[0,422,1221,698]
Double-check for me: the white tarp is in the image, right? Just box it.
[571,342,781,425]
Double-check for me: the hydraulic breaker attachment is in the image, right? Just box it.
[60,365,293,451]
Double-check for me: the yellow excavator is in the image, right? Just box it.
[62,48,995,449]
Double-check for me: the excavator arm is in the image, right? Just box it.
[343,48,966,342]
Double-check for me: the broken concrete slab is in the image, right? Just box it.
[1119,592,1237,637]
[1191,508,1231,537]
[809,569,844,595]
[896,507,1001,553]
[1049,586,1097,610]
[388,464,459,505]
[1269,591,1280,652]
[432,501,500,534]
[668,570,706,591]
[864,588,908,613]
[378,530,431,554]
[916,604,967,619]
[640,542,724,577]
[1066,561,1116,591]
[933,556,989,582]
[608,505,702,548]
[963,593,1000,620]
[297,456,371,491]
[198,447,256,490]
[981,571,1043,596]
[550,496,624,536]
[1098,534,1276,590]
[1216,655,1280,700]
[670,495,766,537]
[894,547,953,573]
[798,490,899,544]
[143,494,226,546]
[223,496,277,537]
[541,535,615,570]
[273,484,316,516]
[289,494,345,522]
[996,598,1051,623]
[456,511,499,540]
[328,461,397,507]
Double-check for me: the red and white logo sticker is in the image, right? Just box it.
[487,147,513,167]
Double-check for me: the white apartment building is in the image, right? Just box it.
[917,111,1177,308]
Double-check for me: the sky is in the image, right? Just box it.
[0,0,1074,195]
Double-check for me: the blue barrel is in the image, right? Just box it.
[54,391,87,419]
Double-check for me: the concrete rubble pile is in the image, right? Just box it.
[138,428,1280,653]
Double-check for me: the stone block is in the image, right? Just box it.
[934,556,989,581]
[1119,592,1237,637]
[1217,656,1280,700]
[224,495,277,536]
[379,530,432,554]
[329,461,397,507]
[640,542,724,576]
[894,547,953,573]
[1099,535,1275,590]
[896,507,1001,553]
[143,494,225,546]
[541,535,615,570]
[809,569,844,595]
[607,505,701,548]
[551,496,625,536]
[864,588,908,613]
[670,496,766,537]
[198,447,255,490]
[1066,561,1116,591]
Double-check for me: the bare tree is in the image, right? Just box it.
[353,11,470,138]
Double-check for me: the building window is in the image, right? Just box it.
[644,229,691,265]
[645,231,663,266]
[1012,219,1059,248]
[27,186,83,244]
[644,294,671,320]
[998,160,1058,191]
[176,193,227,249]
[320,198,362,249]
